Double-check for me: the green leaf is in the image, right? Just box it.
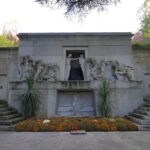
[98,79,112,117]
[18,77,41,118]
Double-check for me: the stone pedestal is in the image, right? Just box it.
[8,80,143,117]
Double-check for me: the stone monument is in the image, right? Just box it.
[7,33,143,117]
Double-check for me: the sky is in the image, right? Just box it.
[0,0,144,34]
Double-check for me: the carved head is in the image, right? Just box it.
[25,56,30,61]
[36,60,43,65]
[67,54,72,58]
[27,58,33,65]
[99,60,105,66]
[80,54,84,58]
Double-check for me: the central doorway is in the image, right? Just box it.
[66,50,85,81]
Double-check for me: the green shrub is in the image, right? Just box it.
[132,42,150,50]
[17,77,41,118]
[98,79,112,117]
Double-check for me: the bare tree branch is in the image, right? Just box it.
[35,0,120,16]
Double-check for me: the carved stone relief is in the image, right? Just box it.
[65,54,86,81]
[86,58,106,80]
[18,55,134,82]
[57,92,95,117]
[17,56,59,81]
[86,58,135,81]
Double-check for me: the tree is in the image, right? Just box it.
[139,0,150,40]
[35,0,120,16]
[0,34,16,47]
[3,21,19,45]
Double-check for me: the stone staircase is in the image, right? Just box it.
[127,96,150,131]
[0,100,24,131]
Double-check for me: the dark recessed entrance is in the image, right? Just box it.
[66,50,85,81]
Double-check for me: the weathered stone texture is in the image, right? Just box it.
[1,33,150,117]
[0,47,18,100]
[133,49,150,95]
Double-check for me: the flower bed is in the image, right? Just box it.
[15,117,138,132]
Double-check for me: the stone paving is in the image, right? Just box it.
[0,132,150,150]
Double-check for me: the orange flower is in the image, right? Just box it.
[99,123,110,131]
[33,126,39,132]
[110,125,117,131]
[15,117,138,132]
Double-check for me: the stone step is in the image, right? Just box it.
[143,120,150,124]
[126,115,143,125]
[142,122,150,125]
[144,96,150,102]
[0,110,17,116]
[134,109,149,115]
[129,112,149,120]
[0,125,15,131]
[0,117,24,125]
[0,100,7,104]
[140,107,150,111]
[0,107,13,112]
[0,106,8,109]
[127,96,150,131]
[143,103,150,107]
[143,102,150,106]
[138,108,150,113]
[142,125,150,128]
[0,114,20,120]
[144,101,150,104]
[144,99,150,103]
[0,100,24,130]
[139,126,150,131]
[0,104,8,108]
[139,128,150,131]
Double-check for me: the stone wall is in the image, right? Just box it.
[8,80,143,117]
[133,49,150,73]
[18,33,133,81]
[133,49,150,95]
[0,47,18,100]
[0,33,150,117]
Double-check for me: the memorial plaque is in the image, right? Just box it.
[57,91,95,117]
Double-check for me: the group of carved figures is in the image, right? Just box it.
[17,56,58,81]
[17,55,135,82]
[65,54,86,80]
[86,58,135,81]
[65,54,135,81]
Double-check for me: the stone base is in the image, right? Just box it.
[8,80,143,117]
